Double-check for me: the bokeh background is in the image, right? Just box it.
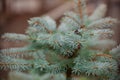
[0,0,120,80]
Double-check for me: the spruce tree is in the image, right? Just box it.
[0,0,120,80]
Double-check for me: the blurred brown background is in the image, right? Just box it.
[0,0,120,80]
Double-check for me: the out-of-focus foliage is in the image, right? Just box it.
[0,0,120,80]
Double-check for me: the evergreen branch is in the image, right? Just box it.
[0,54,32,71]
[89,4,107,21]
[0,62,31,66]
[31,20,52,34]
[74,0,87,24]
[48,33,81,57]
[0,47,31,54]
[34,32,81,57]
[34,59,49,71]
[2,33,29,42]
[85,61,117,77]
[27,16,56,34]
[0,46,38,58]
[9,72,66,80]
[0,0,119,79]
[94,54,112,59]
[87,39,117,51]
[92,53,113,61]
[87,18,118,29]
[58,11,81,32]
[64,11,81,26]
[110,45,120,54]
[0,62,31,70]
[92,29,114,40]
[48,64,66,74]
[59,17,79,32]
[110,45,120,60]
[73,61,117,77]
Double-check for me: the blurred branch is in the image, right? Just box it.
[45,1,74,20]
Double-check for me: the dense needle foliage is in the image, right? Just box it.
[0,0,120,80]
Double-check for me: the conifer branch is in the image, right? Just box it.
[89,4,107,21]
[92,29,114,40]
[87,18,118,29]
[27,16,56,34]
[74,0,87,24]
[58,11,81,32]
[0,47,38,58]
[0,62,31,70]
[2,33,29,42]
[0,0,119,80]
[110,45,120,60]
[87,39,117,51]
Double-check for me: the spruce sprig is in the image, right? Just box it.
[0,0,120,80]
